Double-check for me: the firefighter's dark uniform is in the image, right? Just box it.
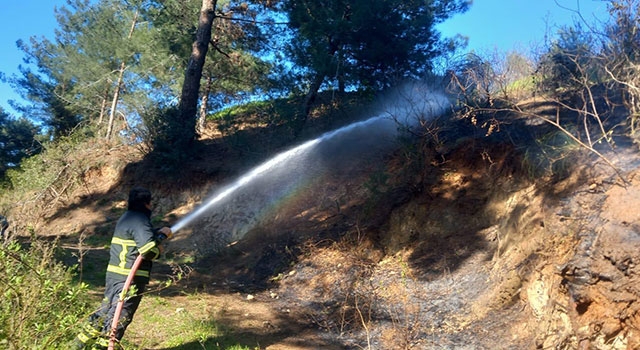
[74,209,162,349]
[0,215,8,241]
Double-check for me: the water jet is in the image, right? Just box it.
[171,86,450,252]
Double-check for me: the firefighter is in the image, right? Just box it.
[0,215,8,241]
[73,187,172,349]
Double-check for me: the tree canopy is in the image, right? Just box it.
[3,0,472,159]
[0,108,39,179]
[282,0,470,119]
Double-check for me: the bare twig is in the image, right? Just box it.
[354,293,372,350]
[514,106,629,185]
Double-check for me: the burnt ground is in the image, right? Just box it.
[5,90,640,349]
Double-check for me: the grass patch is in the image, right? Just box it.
[123,295,258,350]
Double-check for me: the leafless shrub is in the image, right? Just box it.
[444,1,640,183]
[446,49,535,109]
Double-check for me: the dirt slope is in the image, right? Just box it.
[5,92,640,349]
[153,131,640,349]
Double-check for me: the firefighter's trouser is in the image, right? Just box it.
[74,277,146,349]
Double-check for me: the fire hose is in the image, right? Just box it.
[107,229,171,350]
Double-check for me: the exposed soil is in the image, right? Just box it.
[5,90,640,349]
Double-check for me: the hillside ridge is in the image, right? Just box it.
[4,89,640,349]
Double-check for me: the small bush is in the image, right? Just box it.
[522,130,581,179]
[2,124,101,206]
[0,240,91,349]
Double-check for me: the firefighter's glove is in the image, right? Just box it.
[155,227,173,243]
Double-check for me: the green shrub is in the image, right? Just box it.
[0,124,108,215]
[0,240,91,349]
[522,129,581,179]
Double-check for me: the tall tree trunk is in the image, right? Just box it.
[178,0,217,148]
[105,61,126,140]
[105,10,139,140]
[302,72,326,125]
[300,39,341,133]
[97,87,109,125]
[198,75,213,135]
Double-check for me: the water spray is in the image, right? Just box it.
[169,103,445,238]
[169,137,322,233]
[108,86,450,348]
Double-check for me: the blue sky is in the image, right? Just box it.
[1,0,67,116]
[437,0,609,53]
[0,0,610,117]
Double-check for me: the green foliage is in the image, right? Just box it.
[603,0,640,64]
[282,0,471,120]
[210,100,273,121]
[139,104,198,165]
[12,0,188,138]
[123,295,257,350]
[12,33,83,138]
[0,240,91,349]
[362,169,391,218]
[506,76,536,97]
[0,108,41,179]
[522,130,581,179]
[529,1,640,145]
[365,170,390,198]
[601,0,640,140]
[535,24,601,95]
[497,51,536,101]
[445,51,535,107]
[1,124,99,213]
[212,98,299,134]
[283,0,471,91]
[6,154,58,193]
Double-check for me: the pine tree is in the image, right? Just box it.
[283,0,470,126]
